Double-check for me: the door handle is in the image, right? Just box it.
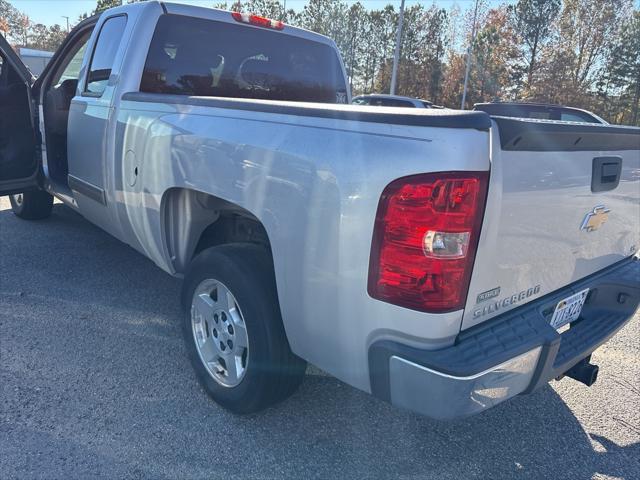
[591,157,622,192]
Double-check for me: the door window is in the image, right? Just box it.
[85,15,127,96]
[50,31,92,87]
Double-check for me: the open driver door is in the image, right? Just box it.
[0,34,40,196]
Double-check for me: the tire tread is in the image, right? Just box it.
[10,190,53,220]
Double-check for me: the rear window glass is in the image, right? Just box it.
[141,15,348,104]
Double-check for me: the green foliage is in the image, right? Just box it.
[1,0,30,45]
[602,11,640,124]
[94,0,123,15]
[1,0,67,51]
[508,0,560,87]
[525,0,634,124]
[27,23,67,51]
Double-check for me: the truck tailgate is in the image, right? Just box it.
[463,118,640,329]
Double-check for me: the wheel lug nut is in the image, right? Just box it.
[214,314,219,323]
[221,312,227,322]
[220,341,226,351]
[227,325,234,335]
[213,329,218,338]
[227,340,233,349]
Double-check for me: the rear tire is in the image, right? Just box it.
[182,243,306,414]
[9,190,53,220]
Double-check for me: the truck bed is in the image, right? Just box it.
[114,92,494,392]
[114,91,639,397]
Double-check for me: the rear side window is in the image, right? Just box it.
[141,15,348,103]
[378,98,415,107]
[85,15,127,96]
[561,111,599,123]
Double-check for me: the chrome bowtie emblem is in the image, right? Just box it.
[581,205,610,232]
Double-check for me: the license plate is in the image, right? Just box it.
[550,288,589,330]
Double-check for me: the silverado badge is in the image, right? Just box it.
[581,205,610,232]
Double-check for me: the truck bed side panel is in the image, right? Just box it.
[115,96,491,391]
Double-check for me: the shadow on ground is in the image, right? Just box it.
[1,203,638,479]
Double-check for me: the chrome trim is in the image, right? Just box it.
[390,348,540,381]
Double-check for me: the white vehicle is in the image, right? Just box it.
[17,48,54,77]
[1,2,639,419]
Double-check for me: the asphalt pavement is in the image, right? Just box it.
[1,196,639,480]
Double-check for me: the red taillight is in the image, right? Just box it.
[368,172,489,313]
[231,12,285,30]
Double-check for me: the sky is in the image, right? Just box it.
[10,0,509,28]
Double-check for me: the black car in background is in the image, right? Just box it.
[473,102,607,124]
[352,94,437,108]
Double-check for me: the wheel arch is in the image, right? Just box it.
[160,187,302,364]
[160,187,274,276]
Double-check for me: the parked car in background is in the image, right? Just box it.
[473,101,607,124]
[352,94,436,108]
[1,1,639,421]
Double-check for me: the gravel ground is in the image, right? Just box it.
[1,196,639,480]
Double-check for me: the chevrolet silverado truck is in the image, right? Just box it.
[1,1,639,420]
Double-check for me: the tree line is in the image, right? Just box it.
[2,0,639,125]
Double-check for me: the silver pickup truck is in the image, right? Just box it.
[1,1,639,420]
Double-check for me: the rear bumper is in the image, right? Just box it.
[369,256,640,420]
